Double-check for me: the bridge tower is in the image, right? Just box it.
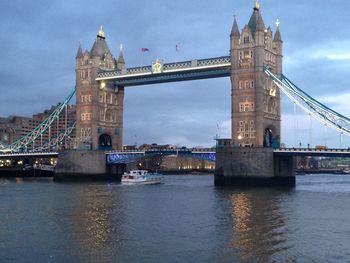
[75,27,124,150]
[230,1,283,147]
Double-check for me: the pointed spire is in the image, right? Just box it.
[256,14,265,31]
[248,0,265,35]
[273,19,283,43]
[117,44,125,65]
[76,41,83,58]
[231,15,240,37]
[91,26,111,57]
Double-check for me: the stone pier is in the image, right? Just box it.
[54,150,124,181]
[214,140,295,187]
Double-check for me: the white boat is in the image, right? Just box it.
[33,164,54,172]
[122,170,162,185]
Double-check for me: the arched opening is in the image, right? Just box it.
[99,134,112,150]
[263,128,272,147]
[263,127,280,148]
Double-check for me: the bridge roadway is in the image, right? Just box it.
[1,148,350,162]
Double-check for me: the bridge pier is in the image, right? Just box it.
[215,140,295,187]
[55,150,121,181]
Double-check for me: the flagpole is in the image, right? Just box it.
[141,50,143,66]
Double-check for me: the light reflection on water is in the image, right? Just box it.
[0,174,349,262]
[229,191,295,262]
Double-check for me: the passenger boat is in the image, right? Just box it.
[121,170,162,185]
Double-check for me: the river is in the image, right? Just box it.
[0,174,349,262]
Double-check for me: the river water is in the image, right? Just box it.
[0,174,349,263]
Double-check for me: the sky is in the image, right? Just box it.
[1,0,350,148]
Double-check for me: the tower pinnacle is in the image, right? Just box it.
[231,15,240,37]
[255,0,260,10]
[98,25,105,38]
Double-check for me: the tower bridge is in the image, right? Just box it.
[1,1,350,185]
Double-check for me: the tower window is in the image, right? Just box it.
[243,37,249,44]
[250,80,254,88]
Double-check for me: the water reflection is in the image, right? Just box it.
[51,184,124,262]
[229,190,295,262]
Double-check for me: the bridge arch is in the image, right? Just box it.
[99,133,112,150]
[263,126,279,148]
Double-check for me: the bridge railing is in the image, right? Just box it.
[106,148,215,154]
[276,148,350,152]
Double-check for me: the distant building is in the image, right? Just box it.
[0,105,76,150]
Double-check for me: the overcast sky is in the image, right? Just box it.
[1,0,350,148]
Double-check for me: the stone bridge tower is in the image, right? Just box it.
[230,1,283,147]
[75,27,125,150]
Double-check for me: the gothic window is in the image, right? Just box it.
[267,98,276,114]
[239,102,254,112]
[81,128,86,138]
[239,81,243,89]
[250,80,254,88]
[243,36,249,44]
[245,81,249,89]
[250,120,254,126]
[105,109,113,122]
[100,109,105,121]
[239,121,243,126]
[244,123,249,131]
[239,52,243,60]
[250,50,253,58]
[81,113,91,121]
[89,94,92,102]
[99,92,104,103]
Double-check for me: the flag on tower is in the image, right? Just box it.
[141,48,149,52]
[176,44,179,52]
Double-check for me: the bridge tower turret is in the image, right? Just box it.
[75,26,124,150]
[230,1,282,147]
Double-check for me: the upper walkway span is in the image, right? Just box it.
[96,56,231,86]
